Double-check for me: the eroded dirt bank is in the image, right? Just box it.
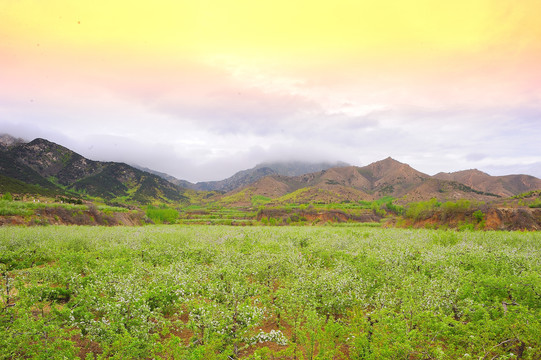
[0,206,145,226]
[400,208,541,231]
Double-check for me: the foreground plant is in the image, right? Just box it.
[0,225,540,359]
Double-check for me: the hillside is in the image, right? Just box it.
[11,138,104,185]
[0,138,186,204]
[0,145,65,194]
[398,178,500,203]
[219,157,537,206]
[169,161,349,192]
[356,157,428,196]
[116,156,541,206]
[254,161,350,177]
[434,169,541,197]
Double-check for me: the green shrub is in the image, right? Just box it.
[457,221,475,231]
[405,198,441,221]
[383,200,404,215]
[472,210,485,223]
[441,199,471,216]
[371,202,387,217]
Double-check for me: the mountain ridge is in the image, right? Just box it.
[2,136,541,206]
[433,169,541,197]
[219,157,541,206]
[143,160,350,192]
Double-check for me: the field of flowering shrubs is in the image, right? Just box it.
[1,225,540,359]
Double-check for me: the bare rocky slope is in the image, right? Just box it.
[434,169,541,197]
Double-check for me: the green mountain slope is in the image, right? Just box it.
[1,138,186,204]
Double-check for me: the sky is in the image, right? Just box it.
[1,0,541,182]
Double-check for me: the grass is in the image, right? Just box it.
[0,200,35,216]
[145,205,179,224]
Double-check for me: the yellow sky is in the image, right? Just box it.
[3,0,540,60]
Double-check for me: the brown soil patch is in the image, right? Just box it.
[400,207,541,231]
[72,333,103,359]
[161,309,194,345]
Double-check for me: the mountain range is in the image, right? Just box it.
[1,134,541,205]
[139,161,349,192]
[217,157,531,206]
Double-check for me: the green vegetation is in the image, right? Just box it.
[178,207,257,226]
[168,196,509,228]
[275,187,312,203]
[472,209,485,222]
[0,174,64,197]
[404,198,442,221]
[251,195,271,207]
[1,226,540,359]
[398,199,496,230]
[0,199,34,216]
[0,199,88,216]
[2,171,539,229]
[512,190,541,199]
[510,190,541,208]
[58,196,83,205]
[145,205,180,224]
[70,169,129,199]
[0,199,128,220]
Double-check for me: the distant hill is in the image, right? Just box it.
[234,157,429,198]
[434,169,541,197]
[132,165,195,189]
[191,161,349,192]
[144,160,349,192]
[254,161,350,177]
[0,138,186,204]
[218,158,538,206]
[484,162,541,180]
